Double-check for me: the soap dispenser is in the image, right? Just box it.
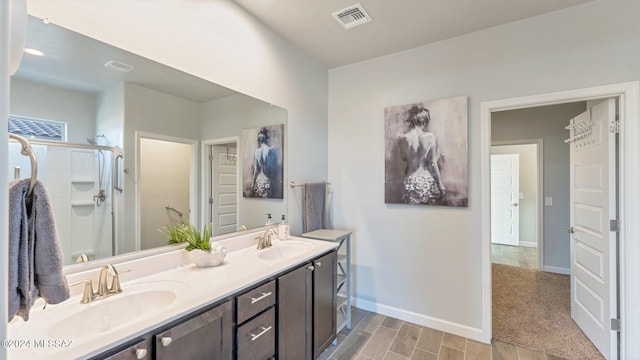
[278,215,290,240]
[265,213,272,225]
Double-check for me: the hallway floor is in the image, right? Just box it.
[318,307,567,360]
[491,244,537,269]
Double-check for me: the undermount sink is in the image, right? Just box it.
[253,241,313,261]
[18,280,189,341]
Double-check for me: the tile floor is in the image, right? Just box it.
[319,308,567,360]
[491,244,537,269]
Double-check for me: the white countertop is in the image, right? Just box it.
[7,233,338,359]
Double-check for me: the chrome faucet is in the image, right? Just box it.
[98,264,123,297]
[256,228,277,250]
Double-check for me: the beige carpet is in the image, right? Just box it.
[492,263,604,360]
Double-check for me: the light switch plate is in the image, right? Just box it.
[544,197,553,207]
[519,192,524,200]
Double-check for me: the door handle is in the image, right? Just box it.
[566,227,575,234]
[512,203,519,207]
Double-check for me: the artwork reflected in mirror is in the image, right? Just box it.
[242,125,284,199]
[384,96,468,207]
[8,15,287,266]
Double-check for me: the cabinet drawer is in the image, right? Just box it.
[237,307,275,360]
[236,280,276,324]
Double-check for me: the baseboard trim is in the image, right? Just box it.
[543,265,570,275]
[353,297,487,343]
[519,241,536,248]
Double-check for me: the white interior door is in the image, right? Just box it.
[491,153,520,246]
[210,144,238,235]
[569,98,617,360]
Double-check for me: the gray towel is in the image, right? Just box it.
[302,183,328,233]
[8,179,69,321]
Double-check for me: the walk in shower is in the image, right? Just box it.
[8,138,121,265]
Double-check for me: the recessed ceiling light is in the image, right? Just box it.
[24,48,44,56]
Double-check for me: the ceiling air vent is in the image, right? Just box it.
[332,3,372,29]
[104,60,134,73]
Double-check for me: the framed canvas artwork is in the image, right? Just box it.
[242,124,284,199]
[384,96,468,207]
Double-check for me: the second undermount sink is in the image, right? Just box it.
[254,241,313,261]
[43,280,189,340]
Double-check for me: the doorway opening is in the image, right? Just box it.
[490,141,541,270]
[136,132,197,251]
[480,82,640,359]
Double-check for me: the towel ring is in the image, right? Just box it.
[9,133,38,197]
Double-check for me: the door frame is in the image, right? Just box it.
[491,140,543,270]
[480,81,640,359]
[200,136,240,232]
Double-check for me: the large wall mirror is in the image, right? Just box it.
[8,15,287,267]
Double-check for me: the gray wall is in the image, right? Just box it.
[328,0,639,334]
[200,93,288,230]
[10,77,96,143]
[123,83,201,253]
[492,102,586,271]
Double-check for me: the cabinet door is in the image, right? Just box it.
[155,300,233,360]
[103,339,149,360]
[313,251,337,359]
[278,262,313,360]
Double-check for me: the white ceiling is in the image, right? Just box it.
[16,16,237,102]
[233,0,594,68]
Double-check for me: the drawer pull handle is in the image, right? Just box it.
[135,348,148,359]
[160,336,172,347]
[316,261,322,267]
[250,291,272,304]
[249,326,272,341]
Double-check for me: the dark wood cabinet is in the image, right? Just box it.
[154,301,233,360]
[277,250,337,360]
[277,262,313,360]
[236,307,276,360]
[313,251,337,359]
[91,249,336,360]
[103,339,150,360]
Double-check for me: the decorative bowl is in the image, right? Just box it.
[188,246,226,268]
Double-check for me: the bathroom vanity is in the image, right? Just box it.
[7,230,338,360]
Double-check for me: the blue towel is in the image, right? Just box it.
[8,179,69,321]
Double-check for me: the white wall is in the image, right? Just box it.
[329,0,640,338]
[491,144,538,247]
[492,103,586,271]
[10,78,96,143]
[26,0,329,235]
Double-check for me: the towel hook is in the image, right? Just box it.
[9,133,37,197]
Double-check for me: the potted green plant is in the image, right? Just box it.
[159,222,226,267]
